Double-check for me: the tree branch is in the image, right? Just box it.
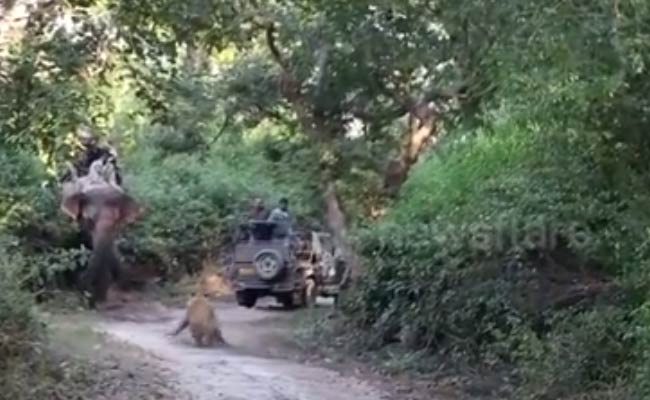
[265,22,288,70]
[350,81,467,125]
[205,113,231,148]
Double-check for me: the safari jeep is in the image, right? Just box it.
[229,221,317,309]
[229,221,348,309]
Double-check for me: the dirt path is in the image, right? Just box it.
[94,298,388,400]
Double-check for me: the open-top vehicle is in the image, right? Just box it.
[228,220,347,309]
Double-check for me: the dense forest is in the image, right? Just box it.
[2,0,650,398]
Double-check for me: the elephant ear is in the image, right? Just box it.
[61,190,85,220]
[61,182,142,226]
[117,194,142,224]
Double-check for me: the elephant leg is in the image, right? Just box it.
[81,249,115,307]
[78,218,94,250]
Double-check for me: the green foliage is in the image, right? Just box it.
[3,1,650,399]
[0,241,72,399]
[0,244,43,362]
[317,2,650,398]
[0,5,116,168]
[346,112,650,397]
[0,150,52,231]
[0,146,84,296]
[515,307,635,399]
[119,123,320,276]
[0,241,177,399]
[107,0,463,223]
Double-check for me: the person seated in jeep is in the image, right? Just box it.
[248,197,269,220]
[267,197,292,238]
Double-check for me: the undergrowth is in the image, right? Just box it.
[338,114,650,399]
[120,126,320,277]
[0,245,90,398]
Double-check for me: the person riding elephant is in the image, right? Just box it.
[60,125,122,186]
[60,166,141,309]
[58,125,138,308]
[60,125,122,248]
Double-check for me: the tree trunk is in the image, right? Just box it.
[265,23,362,280]
[323,181,361,282]
[384,103,440,196]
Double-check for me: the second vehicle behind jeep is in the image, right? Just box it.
[228,221,346,309]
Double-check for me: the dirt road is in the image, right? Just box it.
[95,298,388,400]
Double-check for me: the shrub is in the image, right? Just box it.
[345,112,650,397]
[0,243,44,362]
[514,307,635,399]
[0,240,57,400]
[0,149,58,233]
[119,127,320,277]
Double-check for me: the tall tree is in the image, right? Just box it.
[0,0,117,170]
[104,0,469,276]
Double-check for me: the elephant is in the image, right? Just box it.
[60,163,142,308]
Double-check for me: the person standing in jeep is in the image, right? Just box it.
[267,197,292,237]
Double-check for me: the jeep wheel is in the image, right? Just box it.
[303,279,317,308]
[253,250,284,281]
[236,291,257,308]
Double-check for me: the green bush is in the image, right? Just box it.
[0,243,44,362]
[515,307,635,399]
[0,150,57,233]
[345,113,650,397]
[0,241,61,400]
[0,241,161,399]
[119,127,320,277]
